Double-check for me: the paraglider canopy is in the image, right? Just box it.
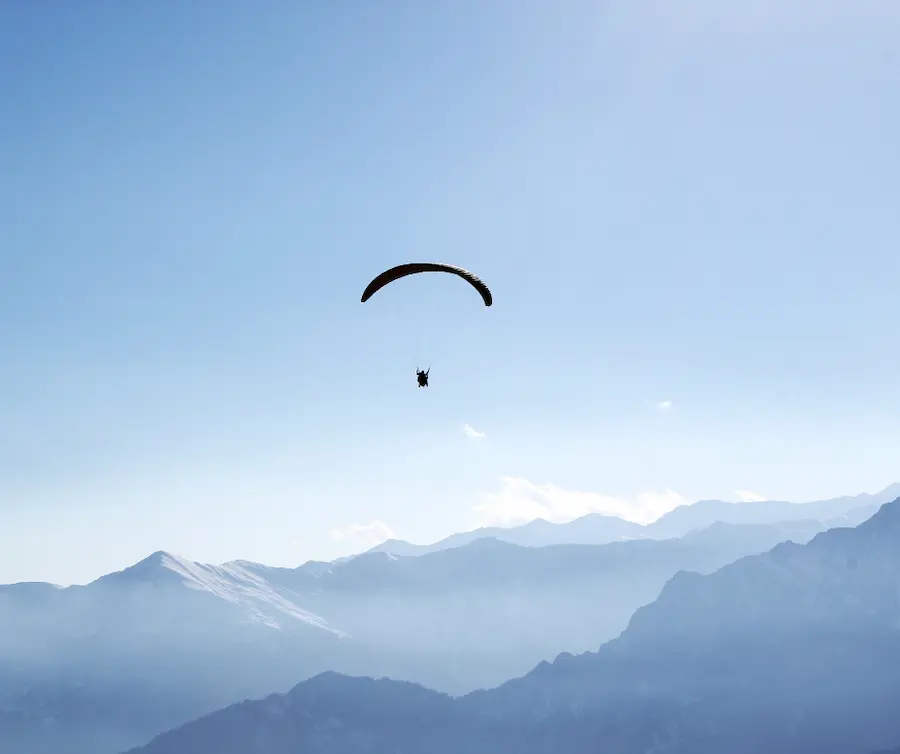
[361,262,490,388]
[360,262,492,307]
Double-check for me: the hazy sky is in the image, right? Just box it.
[2,0,899,585]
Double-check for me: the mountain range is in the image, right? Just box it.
[1,486,896,754]
[366,484,898,555]
[126,494,900,754]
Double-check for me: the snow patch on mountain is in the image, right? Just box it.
[90,551,345,636]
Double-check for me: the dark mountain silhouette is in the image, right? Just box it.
[126,497,900,754]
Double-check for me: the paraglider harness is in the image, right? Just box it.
[416,368,429,387]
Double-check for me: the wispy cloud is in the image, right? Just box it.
[656,399,672,410]
[735,489,767,502]
[330,520,395,550]
[463,423,486,439]
[471,476,689,528]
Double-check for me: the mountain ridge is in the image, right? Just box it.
[365,484,897,556]
[125,496,900,754]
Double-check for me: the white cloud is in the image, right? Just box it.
[735,489,767,502]
[656,399,672,410]
[330,520,395,549]
[470,476,689,528]
[463,423,486,439]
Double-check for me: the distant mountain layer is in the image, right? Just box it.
[367,484,898,555]
[128,496,900,754]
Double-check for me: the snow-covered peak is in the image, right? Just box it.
[88,550,192,586]
[86,550,346,636]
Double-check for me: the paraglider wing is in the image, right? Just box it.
[360,263,492,306]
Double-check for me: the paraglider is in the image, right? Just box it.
[360,262,492,307]
[361,262,491,387]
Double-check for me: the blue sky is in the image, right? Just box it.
[2,0,899,585]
